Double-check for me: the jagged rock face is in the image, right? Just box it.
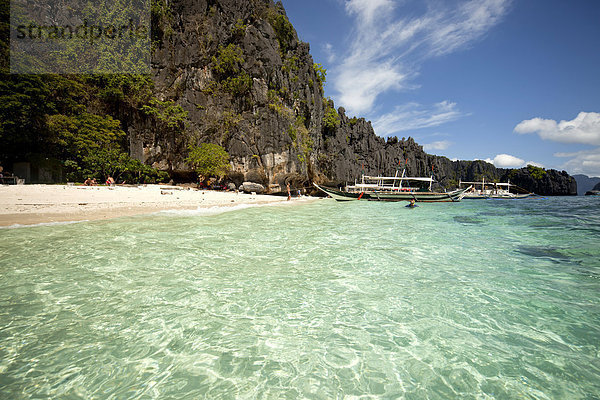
[131,0,324,188]
[500,168,577,196]
[594,182,600,191]
[134,0,575,195]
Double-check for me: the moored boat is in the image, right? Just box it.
[459,178,532,199]
[314,172,470,202]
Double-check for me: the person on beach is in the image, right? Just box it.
[287,182,291,201]
[106,176,115,186]
[84,177,93,186]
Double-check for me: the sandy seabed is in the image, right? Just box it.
[0,184,316,227]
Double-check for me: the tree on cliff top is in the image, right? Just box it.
[527,164,547,180]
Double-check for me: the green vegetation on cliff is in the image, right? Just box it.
[0,73,174,183]
[0,0,576,194]
[527,164,547,180]
[323,100,340,131]
[313,63,327,91]
[266,8,295,56]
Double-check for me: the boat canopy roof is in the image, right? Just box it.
[362,175,434,182]
[460,181,512,187]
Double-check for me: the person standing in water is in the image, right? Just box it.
[287,182,291,201]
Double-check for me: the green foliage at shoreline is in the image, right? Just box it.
[0,73,176,183]
[65,150,169,183]
[186,143,230,179]
[47,113,125,159]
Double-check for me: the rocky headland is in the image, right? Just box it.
[130,0,574,195]
[1,0,577,195]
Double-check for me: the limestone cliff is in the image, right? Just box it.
[500,167,577,196]
[134,0,575,195]
[130,0,326,191]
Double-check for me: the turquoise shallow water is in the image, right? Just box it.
[1,197,599,399]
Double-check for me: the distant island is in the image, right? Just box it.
[0,0,576,196]
[573,175,600,196]
[584,180,600,195]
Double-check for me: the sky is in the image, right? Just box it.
[281,0,600,177]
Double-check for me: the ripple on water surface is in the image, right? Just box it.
[1,197,599,398]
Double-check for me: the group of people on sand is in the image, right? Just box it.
[286,182,304,200]
[83,176,116,186]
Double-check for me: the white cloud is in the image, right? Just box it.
[345,0,394,25]
[514,112,600,146]
[524,160,545,168]
[323,43,336,63]
[480,154,545,169]
[336,63,408,116]
[372,101,463,137]
[483,153,525,168]
[332,0,511,116]
[554,148,600,177]
[423,140,452,152]
[426,0,512,57]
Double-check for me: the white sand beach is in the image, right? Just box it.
[0,184,313,226]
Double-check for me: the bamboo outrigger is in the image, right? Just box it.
[459,178,532,199]
[315,170,470,202]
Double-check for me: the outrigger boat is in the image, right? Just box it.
[314,170,470,202]
[459,178,532,199]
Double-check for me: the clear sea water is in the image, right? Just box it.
[1,197,599,399]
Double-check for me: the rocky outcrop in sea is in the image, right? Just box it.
[573,175,600,195]
[586,181,600,195]
[500,167,576,196]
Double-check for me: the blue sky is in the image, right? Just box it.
[281,0,600,177]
